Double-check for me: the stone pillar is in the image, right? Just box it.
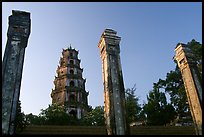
[2,10,31,135]
[174,43,202,135]
[98,29,129,135]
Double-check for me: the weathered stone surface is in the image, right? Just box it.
[2,10,31,135]
[174,43,202,135]
[98,29,129,135]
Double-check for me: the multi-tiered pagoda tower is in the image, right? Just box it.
[51,46,89,119]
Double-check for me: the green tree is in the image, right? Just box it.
[39,103,78,125]
[125,84,142,125]
[143,82,176,126]
[161,69,191,122]
[81,106,105,126]
[25,113,45,125]
[187,39,202,68]
[15,100,28,132]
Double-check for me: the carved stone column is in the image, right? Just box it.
[2,10,31,135]
[98,29,129,135]
[174,43,202,135]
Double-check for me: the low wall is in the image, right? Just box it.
[17,125,196,135]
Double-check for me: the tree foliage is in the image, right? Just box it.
[38,103,78,125]
[81,106,105,126]
[15,100,28,132]
[25,113,44,125]
[161,69,190,120]
[187,39,202,66]
[125,84,142,124]
[143,82,176,125]
[25,103,79,125]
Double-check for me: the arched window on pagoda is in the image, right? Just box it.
[70,69,74,74]
[69,109,77,118]
[70,52,73,57]
[69,94,75,102]
[70,81,75,87]
[70,60,74,65]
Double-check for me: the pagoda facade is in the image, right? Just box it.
[51,46,89,119]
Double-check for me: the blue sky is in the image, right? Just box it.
[2,2,202,115]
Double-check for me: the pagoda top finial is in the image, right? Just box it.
[69,43,72,49]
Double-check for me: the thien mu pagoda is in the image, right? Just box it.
[51,46,89,119]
